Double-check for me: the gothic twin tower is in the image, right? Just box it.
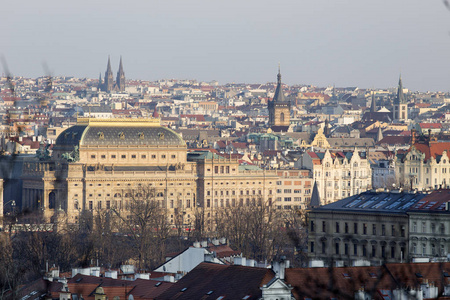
[98,56,125,92]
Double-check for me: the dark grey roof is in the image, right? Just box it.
[310,181,320,208]
[313,191,426,214]
[273,70,287,103]
[327,138,375,147]
[55,125,87,146]
[82,105,112,113]
[55,125,185,147]
[395,76,406,104]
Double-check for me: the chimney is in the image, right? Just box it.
[201,241,208,248]
[234,257,246,266]
[272,256,289,280]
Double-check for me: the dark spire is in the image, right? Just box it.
[273,64,286,102]
[323,119,330,137]
[118,56,123,73]
[104,56,114,92]
[370,91,376,113]
[395,74,406,104]
[106,56,112,73]
[309,180,321,208]
[116,56,125,92]
[98,73,102,90]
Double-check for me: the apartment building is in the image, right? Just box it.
[300,149,371,204]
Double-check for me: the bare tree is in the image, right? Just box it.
[112,185,171,270]
[214,197,282,261]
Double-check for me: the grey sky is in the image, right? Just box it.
[2,0,450,91]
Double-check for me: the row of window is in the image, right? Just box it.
[84,191,192,198]
[411,243,446,256]
[312,221,406,237]
[90,154,176,159]
[277,189,311,195]
[80,199,194,210]
[412,222,445,234]
[206,190,266,196]
[311,241,405,259]
[205,198,272,208]
[75,182,192,187]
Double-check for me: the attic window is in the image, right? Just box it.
[443,272,449,277]
[242,296,251,300]
[181,288,187,292]
[155,282,162,287]
[76,278,83,283]
[415,273,423,278]
[369,272,377,278]
[217,297,225,300]
[206,291,214,295]
[342,273,351,279]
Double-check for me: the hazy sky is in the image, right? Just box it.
[2,0,450,91]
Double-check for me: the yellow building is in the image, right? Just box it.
[22,118,197,224]
[21,118,278,227]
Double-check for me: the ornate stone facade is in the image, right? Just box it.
[301,150,372,204]
[21,118,278,226]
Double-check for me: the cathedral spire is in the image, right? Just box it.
[104,56,114,92]
[118,56,123,73]
[116,56,125,92]
[370,91,376,113]
[98,73,102,90]
[106,56,112,73]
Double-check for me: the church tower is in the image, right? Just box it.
[392,75,408,122]
[268,66,290,129]
[97,73,103,91]
[116,56,125,92]
[104,56,114,93]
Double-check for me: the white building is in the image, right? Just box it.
[300,149,371,204]
[395,135,450,191]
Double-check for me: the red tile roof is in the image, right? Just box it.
[419,123,442,129]
[412,141,450,162]
[409,189,450,211]
[285,263,450,300]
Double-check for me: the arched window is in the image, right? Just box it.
[280,112,285,122]
[114,193,121,198]
[49,191,56,209]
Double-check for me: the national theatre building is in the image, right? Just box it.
[21,118,277,226]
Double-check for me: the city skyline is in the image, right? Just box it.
[1,0,450,91]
